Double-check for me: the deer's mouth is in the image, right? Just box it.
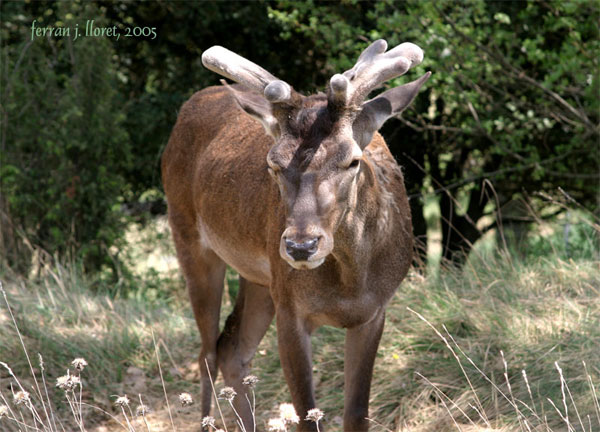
[285,257,326,270]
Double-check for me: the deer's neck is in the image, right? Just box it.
[332,154,398,285]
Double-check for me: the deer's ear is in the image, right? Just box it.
[225,83,280,139]
[352,72,431,148]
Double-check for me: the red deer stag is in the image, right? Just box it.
[162,39,430,431]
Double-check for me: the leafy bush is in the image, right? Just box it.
[1,3,131,273]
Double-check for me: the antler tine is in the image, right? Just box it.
[202,46,292,103]
[328,39,424,108]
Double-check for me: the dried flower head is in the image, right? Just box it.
[114,395,130,407]
[305,408,324,423]
[71,358,88,371]
[13,391,30,405]
[0,405,8,418]
[56,373,81,391]
[279,403,299,424]
[218,386,237,402]
[135,404,151,416]
[242,375,259,388]
[179,392,193,406]
[268,417,287,431]
[202,416,216,428]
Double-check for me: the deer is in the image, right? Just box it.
[161,39,430,431]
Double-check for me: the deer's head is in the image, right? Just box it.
[202,40,429,270]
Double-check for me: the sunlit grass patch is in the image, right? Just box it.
[366,254,599,431]
[0,267,201,431]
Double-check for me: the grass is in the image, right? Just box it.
[0,265,202,431]
[0,213,598,431]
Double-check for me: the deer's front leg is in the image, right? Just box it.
[276,308,319,432]
[343,310,385,431]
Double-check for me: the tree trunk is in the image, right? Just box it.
[439,185,488,266]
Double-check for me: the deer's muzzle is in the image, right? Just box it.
[280,227,331,270]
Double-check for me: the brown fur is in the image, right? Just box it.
[162,85,413,431]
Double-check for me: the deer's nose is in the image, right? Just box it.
[285,237,319,261]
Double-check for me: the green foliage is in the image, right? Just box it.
[525,215,599,261]
[2,3,131,272]
[401,0,600,203]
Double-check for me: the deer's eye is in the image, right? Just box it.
[347,159,360,169]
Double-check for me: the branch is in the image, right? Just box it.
[511,70,597,133]
[397,116,464,134]
[405,149,588,200]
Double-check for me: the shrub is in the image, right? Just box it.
[1,3,131,274]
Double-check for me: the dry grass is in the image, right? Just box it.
[1,213,598,431]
